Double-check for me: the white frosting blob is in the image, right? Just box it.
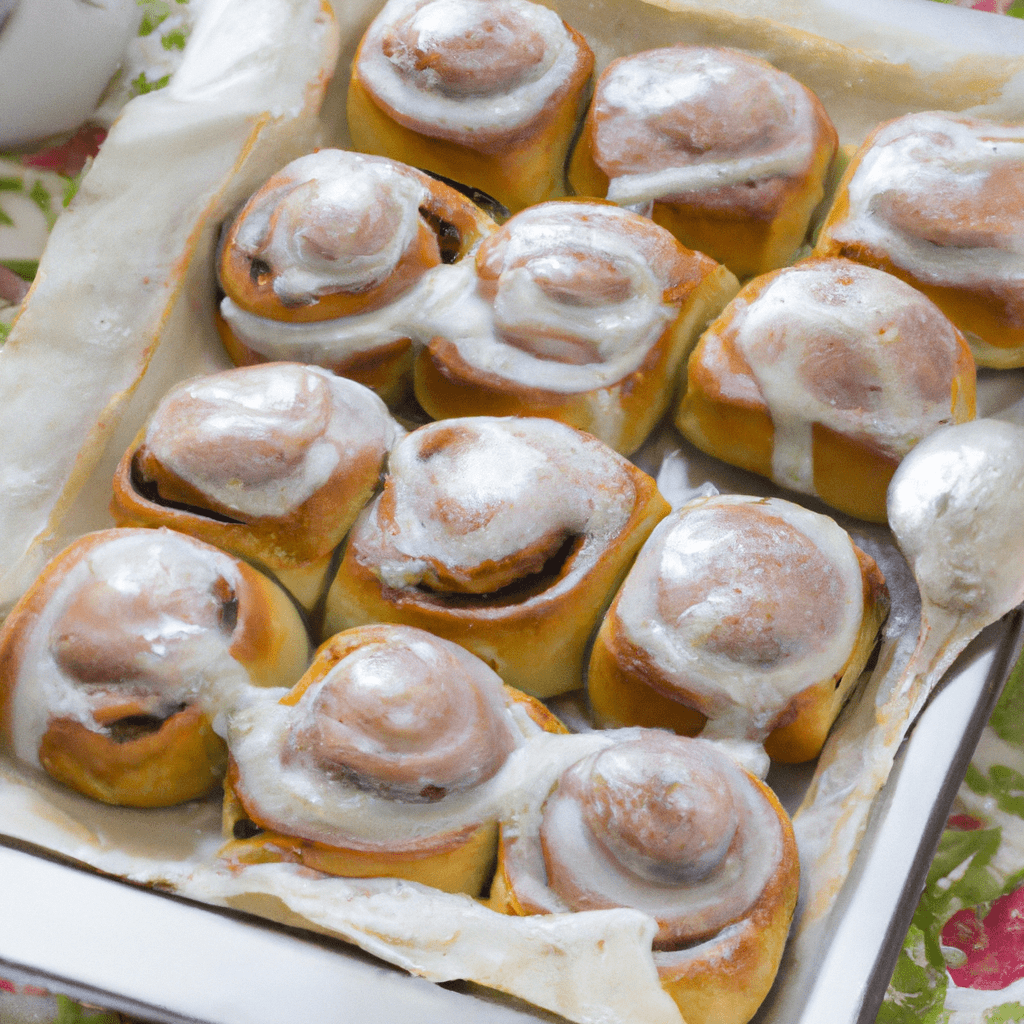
[888,418,1024,619]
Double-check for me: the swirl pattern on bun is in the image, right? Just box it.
[324,416,670,698]
[588,494,889,768]
[814,110,1024,368]
[348,0,594,212]
[414,200,739,455]
[0,528,311,807]
[568,46,838,278]
[216,150,499,404]
[221,623,565,895]
[111,363,403,610]
[489,729,799,1024]
[675,258,976,522]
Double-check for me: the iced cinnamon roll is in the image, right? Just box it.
[414,200,740,455]
[814,110,1024,368]
[0,528,311,808]
[323,416,670,698]
[220,623,565,895]
[489,730,799,1024]
[347,0,594,213]
[568,47,838,279]
[588,495,889,768]
[216,149,498,404]
[110,363,403,610]
[675,258,977,522]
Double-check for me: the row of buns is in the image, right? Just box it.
[2,394,890,797]
[0,515,805,1024]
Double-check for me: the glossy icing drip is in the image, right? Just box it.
[141,363,401,519]
[614,495,864,742]
[356,0,587,146]
[830,111,1024,288]
[703,259,966,494]
[588,47,817,207]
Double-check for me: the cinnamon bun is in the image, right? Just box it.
[674,258,976,522]
[347,0,594,213]
[489,729,799,1024]
[110,363,403,611]
[568,47,838,280]
[220,623,565,895]
[0,528,311,808]
[414,200,740,456]
[216,149,498,404]
[323,416,671,698]
[814,110,1024,368]
[587,495,889,767]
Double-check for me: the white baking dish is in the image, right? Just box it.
[3,1,1024,1022]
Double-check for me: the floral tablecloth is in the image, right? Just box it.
[880,646,1024,1023]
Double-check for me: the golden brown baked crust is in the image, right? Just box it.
[488,729,799,1024]
[323,416,671,698]
[674,257,977,522]
[219,623,566,895]
[413,199,739,455]
[215,149,499,405]
[347,0,594,212]
[0,528,311,807]
[587,494,890,764]
[568,46,838,279]
[814,110,1024,368]
[110,362,403,610]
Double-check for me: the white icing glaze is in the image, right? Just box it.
[614,495,864,744]
[226,628,544,849]
[461,202,689,389]
[589,48,818,208]
[221,200,699,397]
[503,732,784,947]
[349,416,636,592]
[9,530,254,769]
[704,259,966,494]
[829,111,1024,288]
[355,0,586,147]
[230,150,431,305]
[142,363,402,520]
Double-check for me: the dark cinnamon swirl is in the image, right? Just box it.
[323,416,670,697]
